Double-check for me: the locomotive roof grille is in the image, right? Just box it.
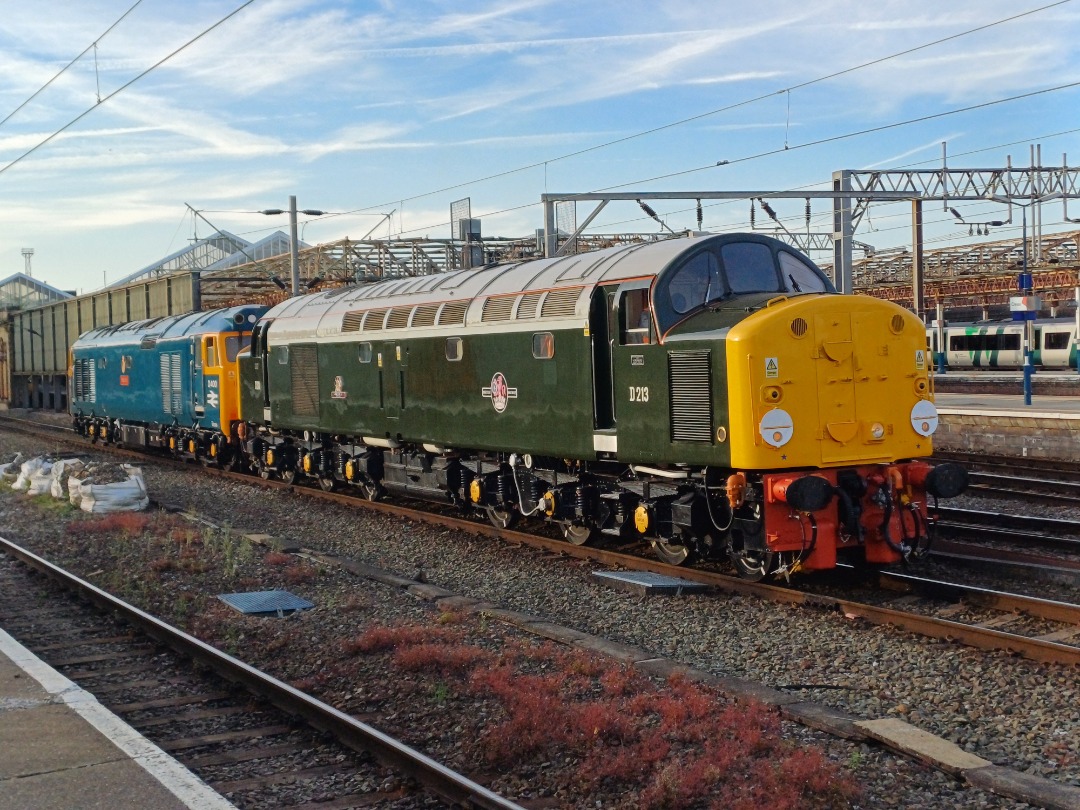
[437,300,469,326]
[386,307,411,329]
[411,304,439,327]
[540,287,582,318]
[482,296,516,322]
[516,291,542,319]
[362,308,388,330]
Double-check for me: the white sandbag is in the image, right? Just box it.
[13,457,50,492]
[68,475,84,507]
[49,459,85,499]
[26,463,55,496]
[78,465,149,513]
[0,452,24,480]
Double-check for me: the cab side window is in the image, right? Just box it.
[620,289,652,345]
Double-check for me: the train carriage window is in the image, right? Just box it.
[445,337,463,362]
[277,346,289,364]
[720,242,782,293]
[1044,331,1071,350]
[778,251,830,293]
[358,342,373,363]
[532,332,554,359]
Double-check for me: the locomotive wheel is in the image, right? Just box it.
[258,465,273,481]
[485,505,518,529]
[357,481,382,501]
[653,533,696,566]
[561,522,592,546]
[317,475,337,492]
[730,548,776,581]
[280,468,297,485]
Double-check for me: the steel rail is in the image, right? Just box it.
[0,535,525,810]
[878,570,1080,624]
[6,415,1080,666]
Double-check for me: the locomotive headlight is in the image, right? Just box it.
[870,422,885,440]
[759,408,794,448]
[910,400,939,437]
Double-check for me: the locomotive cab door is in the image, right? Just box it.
[589,288,616,430]
[189,336,204,420]
[608,282,662,460]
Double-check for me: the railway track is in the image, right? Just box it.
[6,414,1080,668]
[934,450,1080,503]
[0,536,523,810]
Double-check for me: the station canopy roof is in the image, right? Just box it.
[0,272,72,309]
[108,230,300,287]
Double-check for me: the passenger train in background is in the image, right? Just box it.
[927,318,1080,370]
[70,232,968,582]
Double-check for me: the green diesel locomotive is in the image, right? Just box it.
[231,232,966,580]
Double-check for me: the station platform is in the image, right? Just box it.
[0,629,232,810]
[933,391,1080,460]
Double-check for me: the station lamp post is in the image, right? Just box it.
[260,196,325,296]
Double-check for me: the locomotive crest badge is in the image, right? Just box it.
[482,372,518,412]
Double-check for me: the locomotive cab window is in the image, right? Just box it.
[445,337,463,362]
[532,332,554,359]
[225,335,249,362]
[778,251,830,293]
[720,241,782,294]
[205,337,218,368]
[358,342,373,363]
[667,251,722,314]
[620,289,652,345]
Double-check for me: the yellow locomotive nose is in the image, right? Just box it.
[725,296,934,469]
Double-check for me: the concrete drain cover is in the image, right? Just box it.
[218,590,314,616]
[592,571,708,596]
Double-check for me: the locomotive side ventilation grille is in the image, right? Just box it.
[437,300,469,326]
[411,304,438,327]
[385,307,411,329]
[362,309,388,331]
[668,350,713,443]
[289,346,320,417]
[517,291,542,319]
[540,287,581,318]
[341,310,364,332]
[73,358,96,403]
[482,295,515,322]
[160,352,182,415]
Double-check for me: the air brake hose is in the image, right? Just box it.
[879,482,912,558]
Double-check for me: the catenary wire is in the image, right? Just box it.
[0,0,259,177]
[0,0,146,129]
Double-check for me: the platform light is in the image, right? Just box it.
[261,197,325,296]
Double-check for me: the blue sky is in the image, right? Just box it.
[3,0,1080,294]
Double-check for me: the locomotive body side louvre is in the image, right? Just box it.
[667,350,713,443]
